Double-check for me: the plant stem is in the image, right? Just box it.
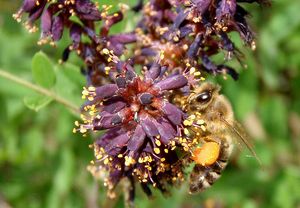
[0,69,80,115]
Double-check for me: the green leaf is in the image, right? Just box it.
[32,51,56,88]
[23,94,53,111]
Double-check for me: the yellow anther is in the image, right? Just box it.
[184,128,190,135]
[104,158,109,165]
[155,139,161,146]
[200,125,206,131]
[183,119,192,126]
[190,67,196,74]
[196,119,205,125]
[79,126,87,133]
[194,71,201,76]
[102,48,110,54]
[154,148,160,154]
[88,86,96,91]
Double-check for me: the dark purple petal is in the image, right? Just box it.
[145,63,161,81]
[108,168,124,189]
[140,48,157,56]
[140,117,159,137]
[51,14,63,41]
[108,168,123,188]
[201,54,218,73]
[95,84,118,99]
[179,25,193,38]
[193,0,212,15]
[41,8,52,36]
[187,33,202,58]
[111,115,123,126]
[98,127,124,144]
[110,33,137,44]
[83,27,100,43]
[153,119,177,144]
[154,75,188,91]
[70,23,82,47]
[108,43,125,56]
[103,97,127,113]
[161,102,183,125]
[105,133,130,153]
[22,0,37,12]
[125,69,137,82]
[234,5,253,44]
[127,125,146,151]
[216,0,237,21]
[94,114,117,130]
[219,32,234,52]
[115,76,127,88]
[28,1,46,23]
[75,0,102,20]
[173,9,188,29]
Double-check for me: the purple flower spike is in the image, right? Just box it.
[154,75,187,91]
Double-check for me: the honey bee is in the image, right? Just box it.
[183,82,260,194]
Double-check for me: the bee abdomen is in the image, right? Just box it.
[189,165,222,193]
[189,140,232,194]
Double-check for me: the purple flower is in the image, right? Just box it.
[133,0,267,80]
[77,61,193,196]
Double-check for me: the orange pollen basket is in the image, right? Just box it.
[191,142,221,166]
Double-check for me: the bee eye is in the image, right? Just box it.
[196,91,211,103]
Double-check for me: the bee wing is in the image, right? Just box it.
[220,116,262,166]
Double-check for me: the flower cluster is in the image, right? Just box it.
[14,0,136,86]
[15,0,267,203]
[132,0,268,80]
[80,60,189,196]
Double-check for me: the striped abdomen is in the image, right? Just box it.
[189,140,232,194]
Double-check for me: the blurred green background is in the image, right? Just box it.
[1,0,300,207]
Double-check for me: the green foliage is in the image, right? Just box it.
[23,94,53,111]
[1,0,300,208]
[32,51,56,88]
